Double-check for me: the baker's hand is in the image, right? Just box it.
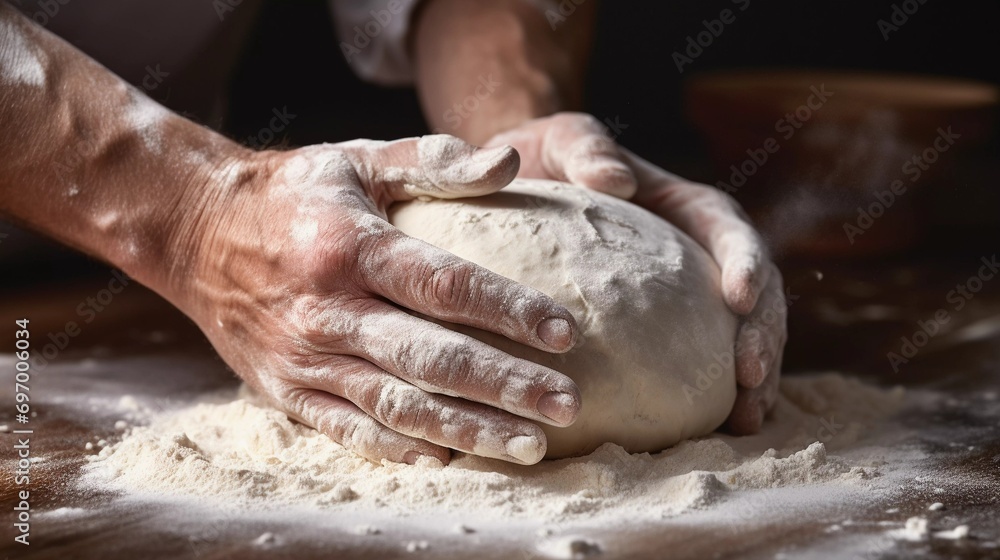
[168,136,582,465]
[484,112,786,434]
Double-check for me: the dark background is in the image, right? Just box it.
[5,0,999,283]
[226,0,1000,164]
[222,0,1000,261]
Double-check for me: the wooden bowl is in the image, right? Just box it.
[685,70,998,257]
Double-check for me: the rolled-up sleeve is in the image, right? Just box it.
[331,0,423,86]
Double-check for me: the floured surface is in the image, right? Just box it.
[5,253,1000,559]
[81,374,901,525]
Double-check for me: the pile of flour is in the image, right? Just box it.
[83,373,903,523]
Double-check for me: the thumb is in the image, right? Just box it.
[339,135,520,201]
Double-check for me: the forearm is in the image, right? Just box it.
[412,0,595,145]
[0,5,249,299]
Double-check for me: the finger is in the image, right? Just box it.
[539,114,637,198]
[319,355,548,465]
[722,255,773,317]
[623,147,770,314]
[723,352,781,435]
[338,135,520,202]
[357,227,578,353]
[735,264,788,389]
[284,386,452,465]
[312,300,581,427]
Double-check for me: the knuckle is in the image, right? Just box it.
[571,138,616,165]
[327,407,368,451]
[354,226,402,286]
[424,264,476,310]
[381,387,427,438]
[436,340,477,386]
[572,112,603,130]
[698,182,747,217]
[409,335,477,390]
[283,386,319,423]
[298,214,372,280]
[699,181,735,205]
[371,384,403,424]
[281,297,361,358]
[284,386,361,449]
[392,330,473,390]
[337,416,366,451]
[372,384,428,437]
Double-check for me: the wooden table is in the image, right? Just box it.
[2,243,999,559]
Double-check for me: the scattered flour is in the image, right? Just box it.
[83,374,904,525]
[252,531,281,548]
[0,16,46,87]
[404,540,430,552]
[933,525,970,540]
[353,524,382,536]
[122,89,169,154]
[38,507,89,518]
[536,535,603,559]
[890,516,929,541]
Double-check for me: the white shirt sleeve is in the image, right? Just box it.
[330,0,423,86]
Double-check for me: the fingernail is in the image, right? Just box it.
[505,435,545,464]
[403,451,423,465]
[470,145,519,182]
[741,357,768,388]
[724,258,758,314]
[537,317,574,350]
[424,141,518,191]
[471,144,515,164]
[537,391,579,425]
[756,358,770,385]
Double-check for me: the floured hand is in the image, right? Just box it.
[166,136,582,465]
[484,113,786,433]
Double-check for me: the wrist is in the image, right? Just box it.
[132,140,266,312]
[414,0,577,145]
[460,79,561,145]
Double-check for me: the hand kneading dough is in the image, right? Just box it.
[389,179,738,459]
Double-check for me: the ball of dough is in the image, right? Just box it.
[389,179,738,458]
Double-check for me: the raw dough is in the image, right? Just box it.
[389,179,737,458]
